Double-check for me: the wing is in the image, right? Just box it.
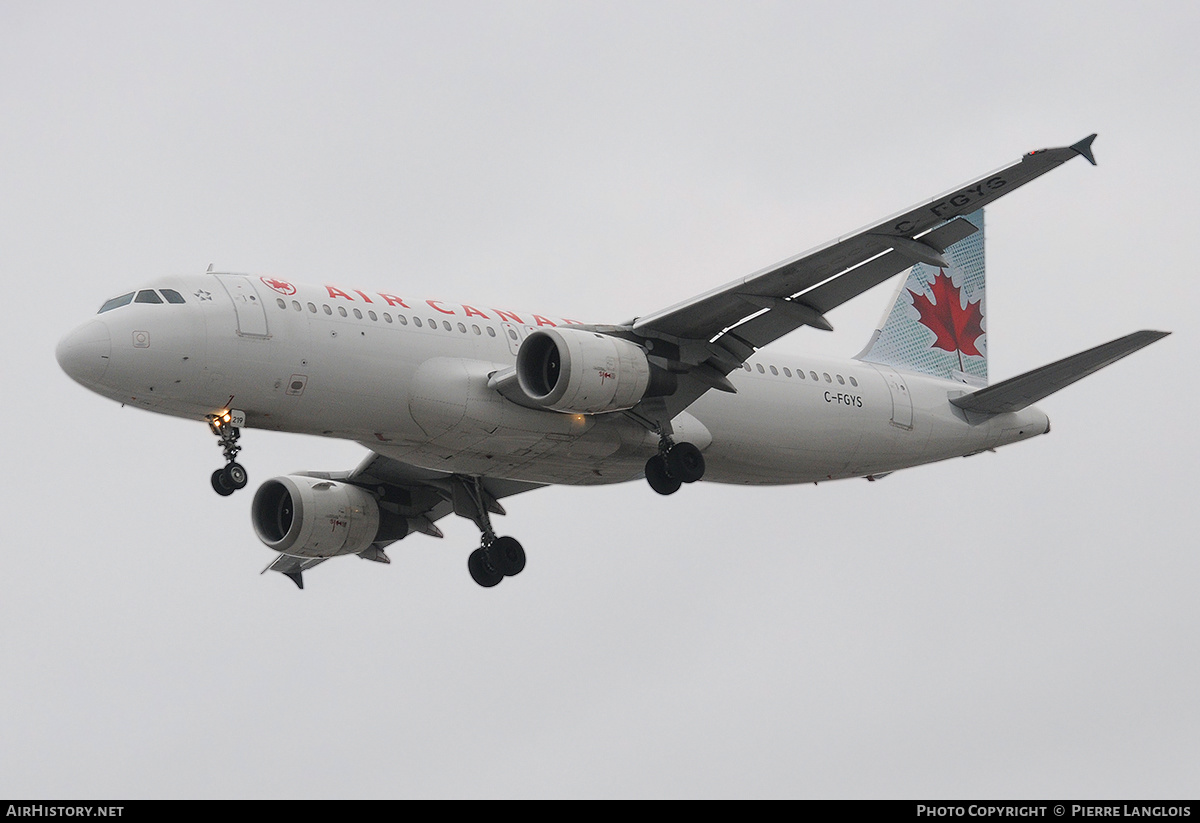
[620,135,1099,430]
[263,451,544,588]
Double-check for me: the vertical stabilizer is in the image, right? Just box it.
[856,209,987,385]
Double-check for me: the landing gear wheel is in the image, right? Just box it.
[211,468,235,496]
[666,442,705,483]
[457,475,528,588]
[468,548,504,588]
[489,536,526,577]
[224,462,248,490]
[645,454,681,496]
[207,411,247,495]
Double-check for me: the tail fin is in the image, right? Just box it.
[856,209,987,385]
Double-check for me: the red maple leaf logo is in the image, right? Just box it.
[908,269,984,358]
[260,276,296,296]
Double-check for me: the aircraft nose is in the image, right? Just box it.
[56,320,111,386]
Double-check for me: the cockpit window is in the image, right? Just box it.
[98,292,135,313]
[135,289,163,304]
[160,289,186,304]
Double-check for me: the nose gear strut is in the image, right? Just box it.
[207,411,249,496]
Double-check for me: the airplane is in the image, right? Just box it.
[56,134,1169,589]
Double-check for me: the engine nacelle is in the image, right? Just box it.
[251,475,407,559]
[515,328,671,414]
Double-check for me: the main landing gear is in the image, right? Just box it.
[458,476,525,588]
[644,438,705,496]
[468,536,526,588]
[207,411,249,496]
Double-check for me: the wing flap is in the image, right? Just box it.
[950,330,1169,415]
[693,216,983,353]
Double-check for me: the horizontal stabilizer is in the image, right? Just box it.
[950,330,1169,415]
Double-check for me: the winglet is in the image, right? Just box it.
[1070,133,1098,166]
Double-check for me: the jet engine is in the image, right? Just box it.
[251,475,408,559]
[515,328,674,414]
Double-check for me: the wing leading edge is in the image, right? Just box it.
[634,135,1097,343]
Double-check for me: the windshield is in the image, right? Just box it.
[98,288,188,313]
[98,292,135,313]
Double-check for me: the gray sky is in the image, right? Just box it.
[2,1,1196,799]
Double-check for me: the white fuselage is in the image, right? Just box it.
[57,273,1050,486]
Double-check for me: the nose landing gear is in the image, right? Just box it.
[207,410,249,496]
[211,462,248,496]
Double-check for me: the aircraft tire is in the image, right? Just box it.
[211,468,235,496]
[645,455,681,496]
[666,442,705,483]
[224,462,249,490]
[490,536,526,577]
[468,548,504,588]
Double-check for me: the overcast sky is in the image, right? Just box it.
[2,1,1196,799]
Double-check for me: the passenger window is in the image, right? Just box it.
[384,313,393,323]
[292,300,301,311]
[307,302,316,313]
[457,322,466,333]
[414,317,423,327]
[837,375,845,385]
[443,321,452,331]
[783,368,791,377]
[160,289,186,304]
[849,376,858,387]
[487,327,496,337]
[353,308,362,319]
[338,306,348,317]
[276,298,286,309]
[98,293,135,313]
[769,365,778,376]
[743,364,751,371]
[823,373,832,383]
[472,324,481,335]
[135,290,163,304]
[368,310,377,321]
[809,371,818,381]
[398,315,408,325]
[797,369,806,380]
[756,364,765,373]
[429,318,439,329]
